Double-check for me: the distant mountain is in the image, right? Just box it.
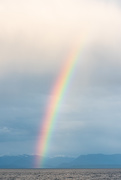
[43,156,75,168]
[0,155,35,168]
[0,155,74,168]
[58,154,121,168]
[1,154,121,168]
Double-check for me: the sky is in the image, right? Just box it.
[0,0,121,157]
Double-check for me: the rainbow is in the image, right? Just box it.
[35,41,84,168]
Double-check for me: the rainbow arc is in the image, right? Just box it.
[35,40,85,168]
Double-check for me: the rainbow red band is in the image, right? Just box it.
[35,42,84,168]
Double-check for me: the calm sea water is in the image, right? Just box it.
[0,169,121,179]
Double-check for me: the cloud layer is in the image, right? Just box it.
[0,0,121,156]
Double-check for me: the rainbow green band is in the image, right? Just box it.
[35,42,83,168]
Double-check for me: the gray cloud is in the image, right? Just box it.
[0,0,121,156]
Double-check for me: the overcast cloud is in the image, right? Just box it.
[0,0,121,156]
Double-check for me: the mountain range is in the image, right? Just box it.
[1,154,121,168]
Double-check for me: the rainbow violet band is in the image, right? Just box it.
[35,41,84,168]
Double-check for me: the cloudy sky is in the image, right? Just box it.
[0,0,121,157]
